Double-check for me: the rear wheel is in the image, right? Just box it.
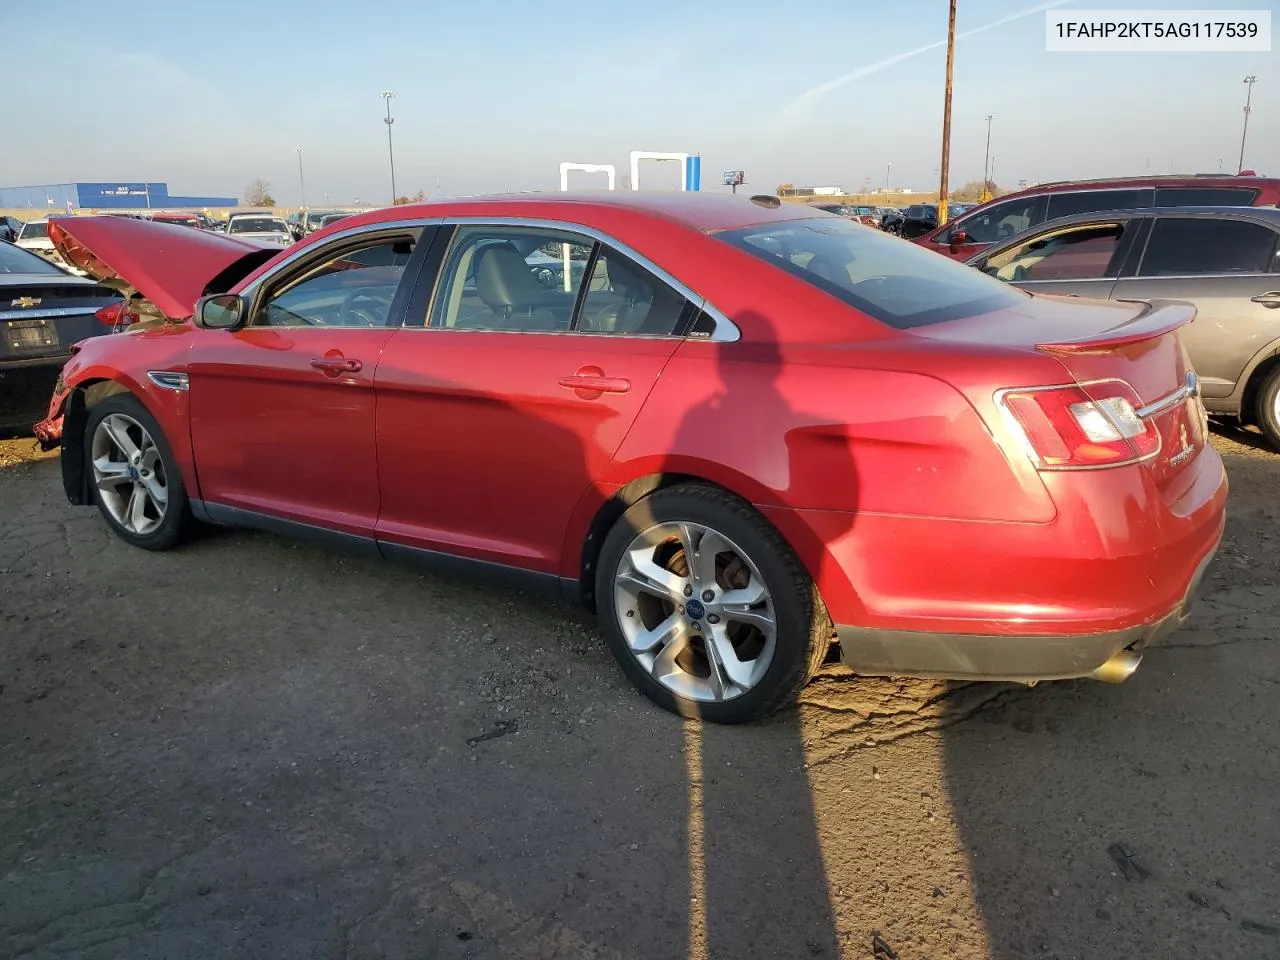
[1256,367,1280,452]
[595,484,832,724]
[84,394,190,550]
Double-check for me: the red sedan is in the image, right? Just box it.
[34,193,1226,723]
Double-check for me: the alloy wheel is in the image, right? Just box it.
[90,412,169,536]
[612,521,776,702]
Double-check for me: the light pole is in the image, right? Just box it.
[381,90,397,204]
[982,114,994,199]
[990,155,997,188]
[937,0,958,224]
[296,147,306,209]
[885,161,893,191]
[1238,75,1257,174]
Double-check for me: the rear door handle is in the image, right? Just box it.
[311,357,363,373]
[558,374,630,394]
[1251,291,1280,308]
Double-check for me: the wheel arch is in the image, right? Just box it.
[1240,350,1280,428]
[59,378,134,505]
[567,466,855,620]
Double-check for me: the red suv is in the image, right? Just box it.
[916,175,1280,260]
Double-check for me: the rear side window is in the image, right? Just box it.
[1138,218,1278,276]
[1154,187,1259,206]
[717,216,1025,329]
[1046,189,1153,219]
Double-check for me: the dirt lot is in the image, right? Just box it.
[1,429,1278,959]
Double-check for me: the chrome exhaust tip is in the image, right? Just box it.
[1090,649,1142,684]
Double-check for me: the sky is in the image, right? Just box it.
[1,0,1275,205]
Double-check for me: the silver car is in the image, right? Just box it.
[967,206,1280,449]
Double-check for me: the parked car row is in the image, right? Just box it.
[26,192,1226,724]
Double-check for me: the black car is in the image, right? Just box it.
[898,203,939,239]
[879,207,905,233]
[0,242,121,432]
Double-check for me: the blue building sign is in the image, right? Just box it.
[0,181,238,210]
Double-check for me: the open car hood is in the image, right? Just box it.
[46,215,281,320]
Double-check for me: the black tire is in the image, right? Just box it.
[594,483,832,724]
[83,393,191,551]
[1256,366,1280,452]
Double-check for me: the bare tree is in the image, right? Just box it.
[245,178,275,206]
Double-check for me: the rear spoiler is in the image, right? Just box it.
[1035,300,1196,355]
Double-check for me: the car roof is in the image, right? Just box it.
[327,191,822,235]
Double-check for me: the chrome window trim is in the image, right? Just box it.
[233,214,739,342]
[419,216,739,342]
[147,370,190,392]
[1119,271,1280,281]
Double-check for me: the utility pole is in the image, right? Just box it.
[885,161,892,191]
[296,147,306,208]
[937,0,957,224]
[381,91,397,204]
[1238,75,1257,174]
[982,114,993,200]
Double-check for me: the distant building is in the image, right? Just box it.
[0,182,237,211]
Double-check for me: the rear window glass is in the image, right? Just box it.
[1138,218,1278,276]
[0,241,62,274]
[17,222,47,241]
[717,217,1025,329]
[229,218,287,234]
[1154,187,1259,206]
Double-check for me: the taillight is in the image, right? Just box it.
[997,379,1160,470]
[95,301,138,330]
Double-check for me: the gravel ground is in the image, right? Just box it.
[0,428,1277,959]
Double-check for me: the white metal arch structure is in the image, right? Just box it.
[630,151,690,191]
[559,162,617,191]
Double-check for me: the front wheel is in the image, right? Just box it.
[595,484,832,724]
[84,394,190,550]
[1255,366,1280,453]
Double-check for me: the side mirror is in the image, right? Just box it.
[949,229,969,248]
[194,293,245,330]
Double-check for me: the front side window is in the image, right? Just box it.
[982,223,1127,282]
[255,235,416,327]
[1138,218,1278,276]
[952,196,1042,243]
[717,216,1025,329]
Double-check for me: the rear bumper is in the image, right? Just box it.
[835,537,1218,682]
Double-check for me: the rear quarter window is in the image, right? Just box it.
[1138,217,1279,276]
[1154,187,1260,206]
[717,217,1025,329]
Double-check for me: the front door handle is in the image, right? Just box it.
[1251,291,1280,308]
[311,356,363,374]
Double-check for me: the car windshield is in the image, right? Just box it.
[320,214,352,225]
[716,216,1025,329]
[18,221,47,241]
[0,241,62,275]
[229,218,287,234]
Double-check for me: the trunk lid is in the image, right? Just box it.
[46,215,282,320]
[1,277,121,362]
[915,294,1207,491]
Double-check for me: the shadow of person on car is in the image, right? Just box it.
[601,308,860,958]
